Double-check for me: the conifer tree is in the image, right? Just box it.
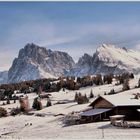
[74,92,78,101]
[122,79,130,91]
[6,97,10,104]
[32,97,42,110]
[90,89,94,98]
[46,98,52,107]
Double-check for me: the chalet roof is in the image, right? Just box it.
[90,94,140,107]
[80,108,111,117]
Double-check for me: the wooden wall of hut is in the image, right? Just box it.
[112,106,140,120]
[94,98,113,108]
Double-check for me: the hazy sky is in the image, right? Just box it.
[1,2,140,71]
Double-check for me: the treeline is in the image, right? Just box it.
[0,78,56,100]
[0,78,56,91]
[115,72,134,85]
[0,72,135,100]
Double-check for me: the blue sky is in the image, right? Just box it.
[1,2,140,70]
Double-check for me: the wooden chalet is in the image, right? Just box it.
[80,94,140,123]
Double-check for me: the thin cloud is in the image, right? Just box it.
[1,19,140,70]
[0,51,17,71]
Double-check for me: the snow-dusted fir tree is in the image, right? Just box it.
[122,79,130,91]
[32,97,42,110]
[90,89,94,98]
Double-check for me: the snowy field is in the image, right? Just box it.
[0,115,140,139]
[1,115,140,140]
[0,76,140,139]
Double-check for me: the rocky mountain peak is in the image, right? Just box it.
[18,43,50,60]
[68,44,140,77]
[8,43,75,83]
[97,44,115,52]
[78,53,93,66]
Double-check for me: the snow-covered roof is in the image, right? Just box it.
[80,108,111,117]
[92,94,140,107]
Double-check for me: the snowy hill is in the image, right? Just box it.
[8,43,75,83]
[69,44,140,77]
[1,76,140,139]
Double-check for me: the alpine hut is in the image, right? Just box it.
[80,94,140,123]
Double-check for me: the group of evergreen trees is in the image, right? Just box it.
[74,92,89,104]
[74,89,94,104]
[103,74,113,84]
[32,97,52,110]
[115,73,134,85]
[76,74,113,87]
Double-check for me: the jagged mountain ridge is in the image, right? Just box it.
[69,44,140,77]
[1,43,140,84]
[8,43,75,83]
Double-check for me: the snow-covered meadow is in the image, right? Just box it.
[0,76,140,139]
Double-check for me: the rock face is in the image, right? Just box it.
[69,44,140,77]
[8,43,75,83]
[0,71,8,84]
[68,53,93,77]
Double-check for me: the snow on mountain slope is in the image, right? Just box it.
[97,44,140,70]
[69,44,140,77]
